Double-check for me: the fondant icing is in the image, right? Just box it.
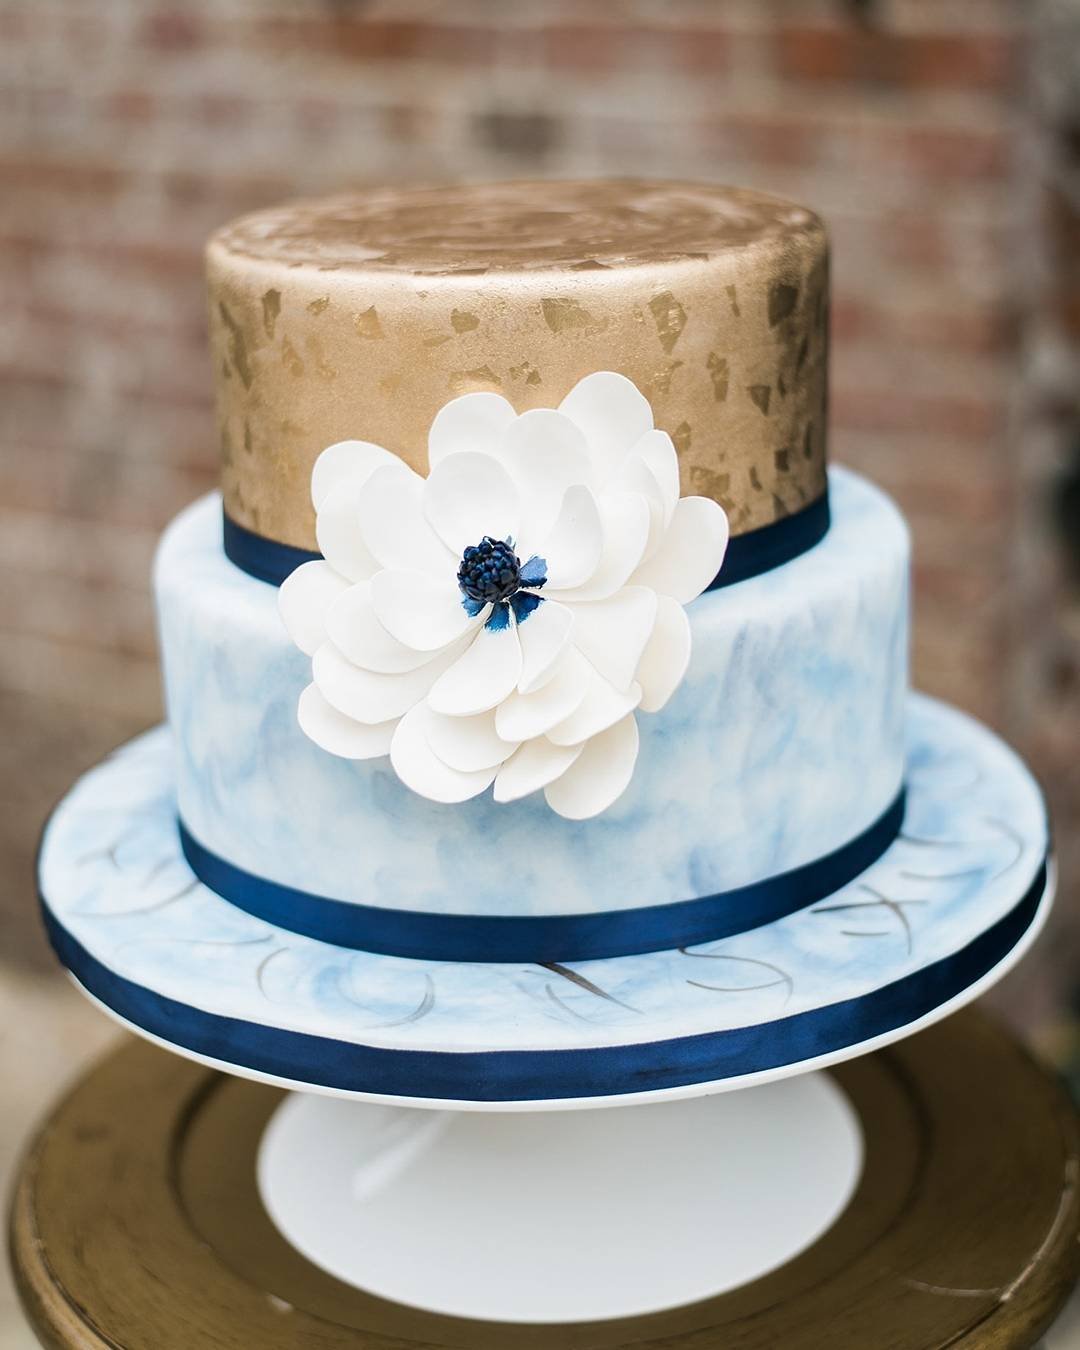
[154,465,909,923]
[36,695,1049,1101]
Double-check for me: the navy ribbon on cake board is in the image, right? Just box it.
[176,786,906,965]
[222,492,831,592]
[39,858,1048,1103]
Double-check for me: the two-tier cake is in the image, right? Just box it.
[37,181,1050,1104]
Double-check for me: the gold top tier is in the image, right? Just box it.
[207,180,829,550]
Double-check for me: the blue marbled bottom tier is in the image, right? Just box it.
[154,465,910,923]
[38,695,1050,1105]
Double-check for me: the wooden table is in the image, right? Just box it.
[8,1009,1080,1349]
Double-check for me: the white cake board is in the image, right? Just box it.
[37,693,1053,1320]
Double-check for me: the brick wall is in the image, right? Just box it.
[3,1,1076,1018]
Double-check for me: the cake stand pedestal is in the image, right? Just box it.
[10,1010,1080,1349]
[256,1071,863,1322]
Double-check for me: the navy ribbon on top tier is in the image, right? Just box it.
[222,491,831,592]
[177,785,904,965]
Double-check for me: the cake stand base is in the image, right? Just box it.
[11,1011,1080,1349]
[257,1072,862,1323]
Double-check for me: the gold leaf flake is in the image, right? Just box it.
[261,289,281,340]
[690,466,733,512]
[281,338,304,377]
[648,291,687,354]
[706,352,729,402]
[645,361,683,397]
[354,306,384,339]
[748,384,772,416]
[768,282,798,327]
[510,360,542,386]
[218,302,252,389]
[449,365,503,395]
[540,297,608,335]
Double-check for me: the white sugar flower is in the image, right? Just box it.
[279,372,728,819]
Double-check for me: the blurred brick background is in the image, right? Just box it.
[2,0,1080,1016]
[3,2,1080,1341]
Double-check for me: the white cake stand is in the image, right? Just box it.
[37,693,1052,1324]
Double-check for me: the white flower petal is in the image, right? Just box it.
[546,667,642,746]
[544,714,640,820]
[570,586,657,693]
[627,428,680,525]
[325,582,435,674]
[292,372,719,818]
[500,409,593,547]
[611,451,666,562]
[558,371,654,481]
[297,683,396,760]
[311,440,398,511]
[278,560,349,657]
[423,451,521,556]
[494,738,585,804]
[428,623,522,717]
[517,599,573,694]
[428,392,517,471]
[370,569,477,653]
[495,646,591,741]
[546,492,651,603]
[630,496,730,603]
[315,479,384,583]
[358,464,455,575]
[313,640,459,724]
[539,485,603,591]
[423,708,519,773]
[390,704,498,804]
[637,595,692,712]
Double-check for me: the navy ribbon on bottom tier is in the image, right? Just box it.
[176,787,907,965]
[39,858,1048,1103]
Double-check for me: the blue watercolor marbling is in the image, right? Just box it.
[153,467,909,920]
[37,695,1049,1067]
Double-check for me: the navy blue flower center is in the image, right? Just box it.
[457,536,521,605]
[457,537,549,630]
